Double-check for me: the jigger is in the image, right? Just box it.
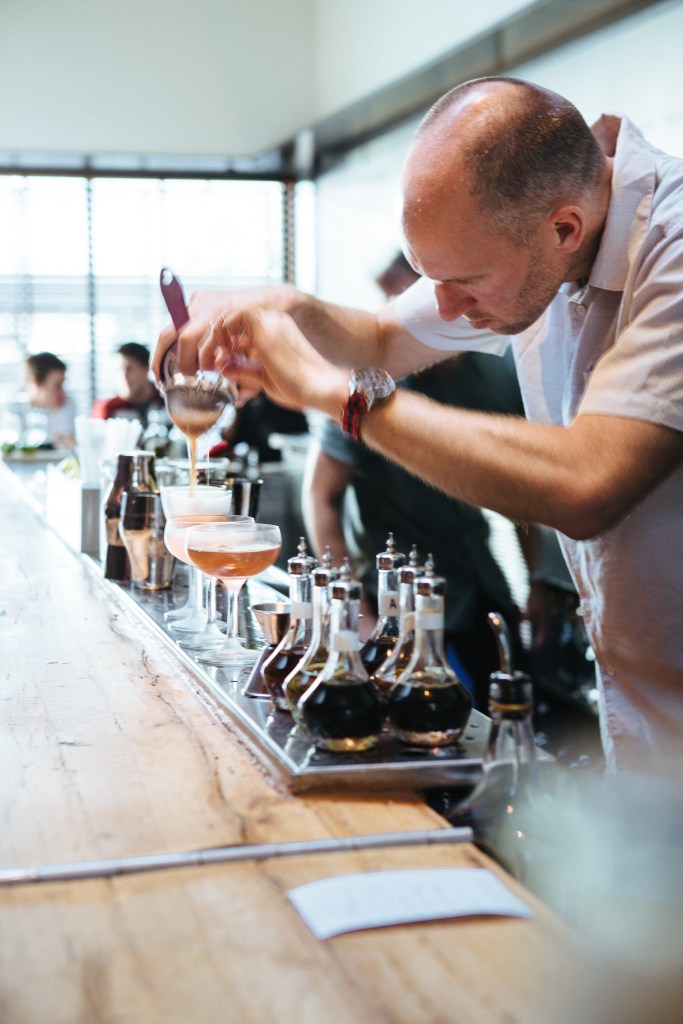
[243,602,291,700]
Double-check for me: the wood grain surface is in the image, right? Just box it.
[0,465,575,1024]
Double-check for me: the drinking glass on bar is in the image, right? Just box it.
[185,521,282,668]
[160,484,242,636]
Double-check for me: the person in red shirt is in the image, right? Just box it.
[92,342,165,428]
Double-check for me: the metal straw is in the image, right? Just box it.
[0,828,473,888]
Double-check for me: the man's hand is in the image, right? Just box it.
[152,284,299,382]
[200,306,348,417]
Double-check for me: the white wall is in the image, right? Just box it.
[0,0,535,159]
[311,0,535,119]
[0,0,315,157]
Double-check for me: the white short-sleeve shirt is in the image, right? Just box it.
[395,116,683,770]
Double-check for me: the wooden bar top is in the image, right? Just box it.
[0,463,575,1024]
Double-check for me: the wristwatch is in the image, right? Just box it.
[341,367,396,442]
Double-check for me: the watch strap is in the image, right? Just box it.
[341,389,368,442]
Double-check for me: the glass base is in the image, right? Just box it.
[168,612,208,634]
[177,622,225,652]
[165,596,193,621]
[198,637,258,667]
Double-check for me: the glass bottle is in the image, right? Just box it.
[373,544,422,695]
[262,537,317,710]
[103,451,156,582]
[283,546,338,721]
[387,555,472,746]
[448,669,543,881]
[298,558,384,752]
[360,533,405,678]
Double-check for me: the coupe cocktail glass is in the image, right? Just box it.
[160,484,244,637]
[186,522,282,667]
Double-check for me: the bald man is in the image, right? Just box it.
[154,77,683,772]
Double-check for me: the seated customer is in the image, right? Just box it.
[92,342,165,428]
[24,351,76,447]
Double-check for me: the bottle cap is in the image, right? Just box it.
[414,554,446,599]
[399,543,423,585]
[376,532,406,572]
[488,671,534,716]
[312,546,338,588]
[288,537,318,576]
[330,557,362,602]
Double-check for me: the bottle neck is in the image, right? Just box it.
[286,574,314,645]
[376,567,400,622]
[322,595,368,679]
[486,714,540,790]
[412,592,449,666]
[308,583,332,650]
[397,578,416,637]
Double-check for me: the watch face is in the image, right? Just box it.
[350,368,396,405]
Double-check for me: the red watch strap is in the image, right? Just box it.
[341,390,368,442]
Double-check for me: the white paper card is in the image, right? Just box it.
[288,867,533,940]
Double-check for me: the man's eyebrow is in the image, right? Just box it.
[437,274,482,285]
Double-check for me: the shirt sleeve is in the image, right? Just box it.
[394,276,510,356]
[578,225,683,433]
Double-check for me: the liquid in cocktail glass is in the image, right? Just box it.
[186,521,281,668]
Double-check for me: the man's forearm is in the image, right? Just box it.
[360,389,683,541]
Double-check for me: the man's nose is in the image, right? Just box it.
[434,283,473,322]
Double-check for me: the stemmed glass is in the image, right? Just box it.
[185,522,282,668]
[160,484,246,639]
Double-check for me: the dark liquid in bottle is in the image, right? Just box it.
[284,656,328,716]
[262,645,308,710]
[299,676,384,752]
[373,639,415,694]
[104,530,130,583]
[360,633,399,678]
[388,680,472,746]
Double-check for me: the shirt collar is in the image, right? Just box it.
[588,115,656,293]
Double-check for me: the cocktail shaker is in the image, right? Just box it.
[119,491,173,590]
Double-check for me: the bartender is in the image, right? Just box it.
[154,77,683,774]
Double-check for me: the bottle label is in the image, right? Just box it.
[416,610,444,630]
[333,630,361,652]
[291,601,313,619]
[379,591,400,616]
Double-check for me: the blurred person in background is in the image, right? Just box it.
[92,342,165,429]
[23,351,76,448]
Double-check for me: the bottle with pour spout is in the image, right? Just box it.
[387,554,472,746]
[298,558,384,752]
[373,544,423,695]
[360,533,405,679]
[283,546,338,722]
[262,538,317,710]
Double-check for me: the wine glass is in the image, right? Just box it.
[185,521,282,668]
[160,484,247,637]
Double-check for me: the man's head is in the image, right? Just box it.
[25,352,68,409]
[401,77,610,334]
[116,342,153,401]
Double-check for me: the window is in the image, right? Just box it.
[0,175,286,417]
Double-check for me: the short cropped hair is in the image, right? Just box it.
[117,342,151,368]
[418,77,605,243]
[26,351,67,383]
